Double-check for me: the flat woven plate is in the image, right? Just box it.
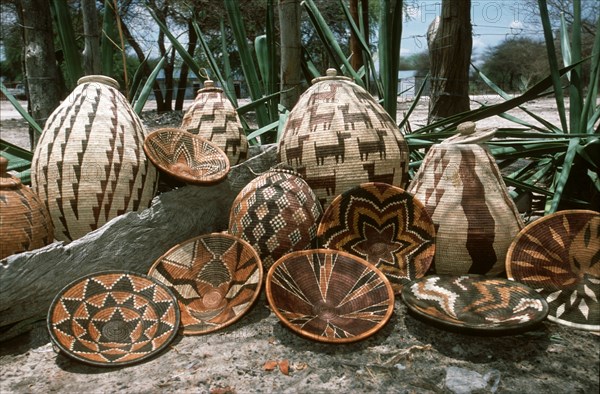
[47,271,180,366]
[506,210,600,331]
[401,274,549,334]
[143,128,230,184]
[317,182,435,293]
[148,233,263,335]
[266,249,395,343]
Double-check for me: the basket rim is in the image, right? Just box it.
[265,248,395,344]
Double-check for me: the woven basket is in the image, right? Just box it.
[0,156,54,259]
[143,128,230,184]
[277,68,410,210]
[407,122,523,276]
[47,271,180,366]
[31,75,158,242]
[181,80,248,165]
[506,210,599,331]
[266,249,394,343]
[401,274,549,334]
[148,233,262,335]
[228,168,323,272]
[317,182,435,294]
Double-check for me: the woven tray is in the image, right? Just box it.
[148,233,263,334]
[506,210,599,331]
[47,271,180,366]
[317,182,435,293]
[266,249,394,343]
[401,274,549,334]
[143,128,230,184]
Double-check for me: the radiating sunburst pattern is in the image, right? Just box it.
[266,249,394,343]
[47,271,180,366]
[148,233,262,335]
[401,275,548,333]
[317,182,435,293]
[507,210,600,331]
[143,128,230,184]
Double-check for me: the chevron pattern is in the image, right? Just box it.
[266,249,394,343]
[148,233,262,335]
[47,272,180,366]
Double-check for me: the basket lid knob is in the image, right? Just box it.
[204,79,215,88]
[457,121,476,135]
[326,68,337,77]
[77,75,120,90]
[0,156,21,189]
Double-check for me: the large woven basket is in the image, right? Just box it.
[277,68,410,209]
[402,274,549,334]
[506,210,599,331]
[0,156,54,259]
[228,168,323,272]
[181,80,248,165]
[31,75,158,241]
[317,182,435,293]
[407,122,523,276]
[47,271,180,366]
[143,128,230,184]
[148,233,263,335]
[266,249,395,343]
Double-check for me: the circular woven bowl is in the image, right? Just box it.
[506,209,600,331]
[47,271,180,367]
[401,274,549,334]
[148,233,263,335]
[317,182,435,294]
[143,128,230,184]
[266,249,394,343]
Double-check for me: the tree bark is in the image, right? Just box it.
[18,0,62,149]
[175,20,197,111]
[427,0,472,123]
[81,0,101,75]
[279,0,302,110]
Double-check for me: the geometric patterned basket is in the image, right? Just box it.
[317,182,435,294]
[181,80,248,165]
[506,210,600,331]
[31,75,158,242]
[265,248,395,343]
[47,271,180,366]
[148,233,263,335]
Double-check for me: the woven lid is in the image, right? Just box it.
[266,248,395,343]
[0,156,21,189]
[196,79,223,94]
[148,233,263,335]
[77,75,120,90]
[143,128,230,184]
[311,68,353,84]
[317,182,435,293]
[402,274,549,334]
[47,271,180,366]
[506,209,600,331]
[441,121,496,145]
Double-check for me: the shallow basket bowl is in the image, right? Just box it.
[47,271,180,367]
[148,233,263,335]
[265,249,394,343]
[143,128,230,184]
[317,182,436,294]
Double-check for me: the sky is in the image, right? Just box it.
[399,0,545,64]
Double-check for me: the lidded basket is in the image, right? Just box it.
[0,156,54,259]
[228,168,323,272]
[31,75,158,242]
[181,80,248,165]
[407,122,524,276]
[277,68,410,209]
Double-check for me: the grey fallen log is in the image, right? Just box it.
[0,145,278,341]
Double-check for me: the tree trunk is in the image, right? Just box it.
[279,0,302,110]
[175,20,197,111]
[427,0,472,123]
[349,0,369,74]
[18,0,62,149]
[81,0,101,75]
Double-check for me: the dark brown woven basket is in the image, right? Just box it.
[47,271,180,366]
[143,128,230,184]
[317,182,435,294]
[148,233,263,335]
[266,248,394,343]
[506,209,599,331]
